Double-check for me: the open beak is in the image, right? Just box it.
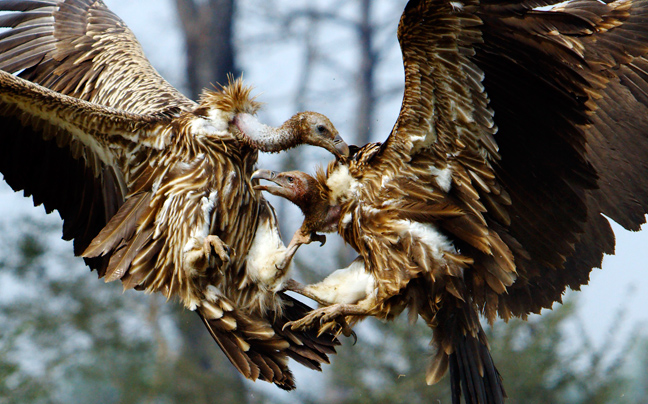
[333,134,350,158]
[251,169,280,192]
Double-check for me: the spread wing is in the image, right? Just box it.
[0,69,172,260]
[0,0,192,272]
[368,0,648,320]
[0,0,195,274]
[0,0,195,113]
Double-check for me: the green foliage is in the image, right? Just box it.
[489,300,636,404]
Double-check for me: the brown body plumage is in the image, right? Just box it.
[255,0,648,402]
[0,0,351,390]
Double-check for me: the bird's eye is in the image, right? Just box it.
[316,124,327,134]
[287,176,294,183]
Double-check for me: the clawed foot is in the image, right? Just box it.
[285,304,345,330]
[204,235,231,264]
[310,232,326,247]
[284,304,355,340]
[319,316,357,343]
[282,280,357,341]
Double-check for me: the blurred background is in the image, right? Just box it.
[1,0,648,402]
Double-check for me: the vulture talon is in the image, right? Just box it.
[204,235,231,264]
[311,232,326,247]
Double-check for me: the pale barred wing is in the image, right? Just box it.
[0,69,171,271]
[373,0,648,319]
[381,0,496,161]
[0,0,195,114]
[0,0,190,272]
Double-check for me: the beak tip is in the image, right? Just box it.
[336,142,350,158]
[251,169,277,181]
[333,134,350,158]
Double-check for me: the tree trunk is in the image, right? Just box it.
[175,0,239,99]
[355,0,376,146]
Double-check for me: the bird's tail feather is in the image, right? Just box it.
[198,292,338,390]
[447,330,505,404]
[198,298,295,390]
[424,295,505,404]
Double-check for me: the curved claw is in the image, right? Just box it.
[350,330,358,345]
[205,235,231,263]
[338,317,357,344]
[311,232,326,247]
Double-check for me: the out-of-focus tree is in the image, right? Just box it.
[0,214,261,403]
[294,298,636,404]
[490,300,637,404]
[0,217,163,403]
[175,0,239,99]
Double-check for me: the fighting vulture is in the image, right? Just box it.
[0,0,351,390]
[253,0,648,401]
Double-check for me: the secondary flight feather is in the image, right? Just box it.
[0,0,350,390]
[254,0,648,401]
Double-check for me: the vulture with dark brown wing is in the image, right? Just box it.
[0,0,351,390]
[253,0,648,401]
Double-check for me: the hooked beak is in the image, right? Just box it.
[333,134,349,157]
[251,169,280,192]
[333,134,350,158]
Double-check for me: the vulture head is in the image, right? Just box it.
[252,169,339,235]
[234,112,350,158]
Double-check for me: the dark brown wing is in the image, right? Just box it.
[0,0,195,113]
[365,0,648,319]
[0,69,171,272]
[472,0,648,319]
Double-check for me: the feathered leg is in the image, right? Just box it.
[276,230,325,271]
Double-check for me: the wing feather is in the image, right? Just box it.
[359,0,648,320]
[0,0,195,114]
[381,0,494,162]
[474,0,648,317]
[0,68,170,269]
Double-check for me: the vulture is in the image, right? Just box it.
[254,0,648,401]
[0,0,351,390]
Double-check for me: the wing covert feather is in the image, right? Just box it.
[0,67,170,268]
[381,0,496,164]
[0,0,195,114]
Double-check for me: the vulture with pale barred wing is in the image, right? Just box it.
[254,0,648,401]
[0,0,351,390]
